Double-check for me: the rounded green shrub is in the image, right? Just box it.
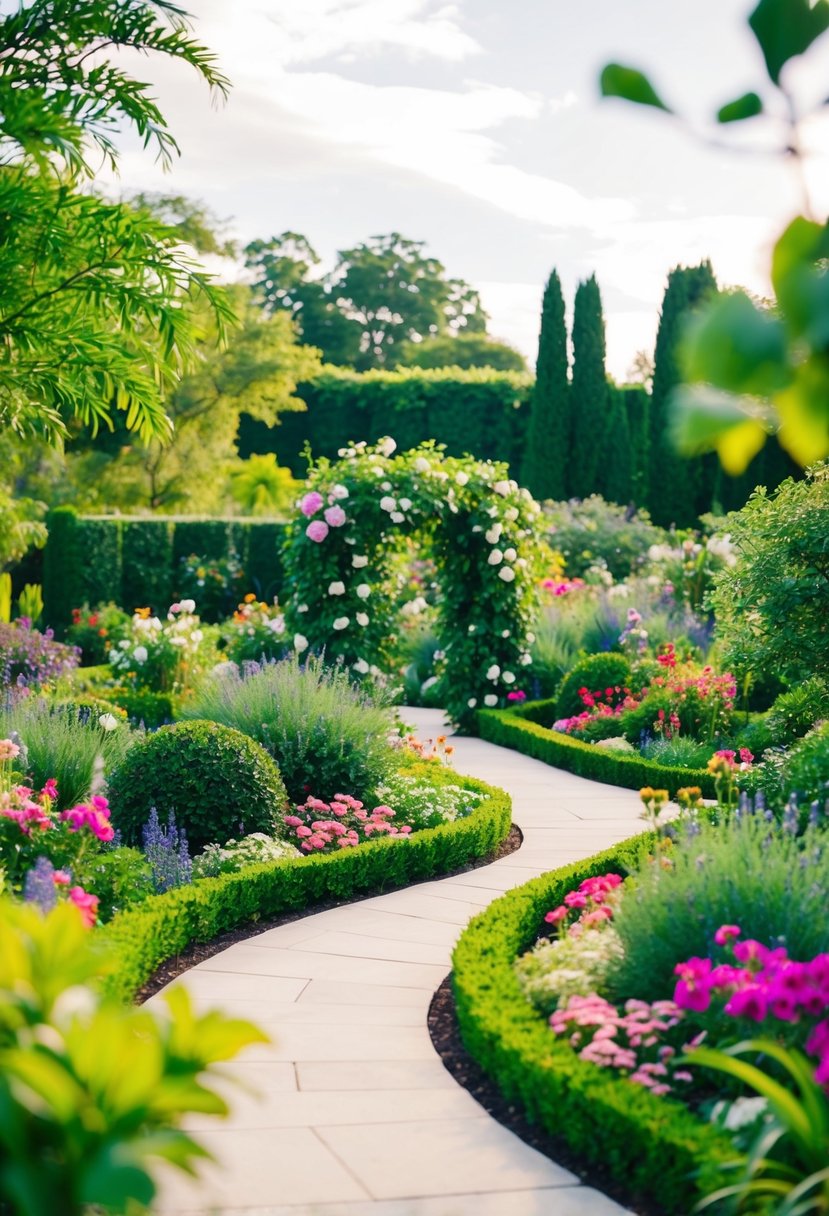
[766,677,829,748]
[781,721,829,807]
[555,652,631,719]
[107,720,287,851]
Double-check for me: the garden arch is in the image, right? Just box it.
[282,438,542,728]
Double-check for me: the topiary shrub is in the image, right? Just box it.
[555,652,631,719]
[107,721,287,851]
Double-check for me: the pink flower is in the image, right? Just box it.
[306,520,329,543]
[507,690,527,702]
[68,886,99,928]
[738,748,754,766]
[714,924,741,946]
[673,958,713,1013]
[564,891,588,909]
[52,870,71,886]
[324,505,347,527]
[0,739,20,761]
[295,825,312,837]
[41,778,58,802]
[300,491,324,516]
[544,906,569,925]
[724,986,768,1022]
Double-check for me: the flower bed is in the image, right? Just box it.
[451,840,733,1213]
[99,770,511,1002]
[477,702,716,797]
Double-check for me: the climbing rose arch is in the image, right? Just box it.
[282,438,542,728]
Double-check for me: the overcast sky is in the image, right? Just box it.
[110,0,829,377]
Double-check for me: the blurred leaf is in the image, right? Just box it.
[776,363,829,464]
[716,91,763,123]
[771,218,829,345]
[599,64,672,111]
[680,291,790,397]
[670,385,770,474]
[749,0,829,84]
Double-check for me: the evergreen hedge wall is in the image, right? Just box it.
[238,366,534,476]
[43,508,287,631]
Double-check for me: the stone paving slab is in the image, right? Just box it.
[152,707,642,1215]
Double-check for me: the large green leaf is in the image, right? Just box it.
[599,64,672,111]
[749,0,829,84]
[717,91,764,123]
[670,385,771,474]
[680,291,790,397]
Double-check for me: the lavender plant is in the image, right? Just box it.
[142,808,192,893]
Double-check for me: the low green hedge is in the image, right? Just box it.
[478,702,716,798]
[451,839,734,1213]
[99,773,511,1003]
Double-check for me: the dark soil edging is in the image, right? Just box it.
[136,823,523,1003]
[427,975,659,1216]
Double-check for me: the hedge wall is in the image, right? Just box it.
[43,508,288,631]
[238,366,534,476]
[477,702,716,798]
[99,773,511,1004]
[452,839,734,1213]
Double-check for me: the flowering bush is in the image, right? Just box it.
[22,855,100,925]
[0,619,79,691]
[281,438,542,728]
[374,768,482,831]
[142,807,192,893]
[193,832,301,878]
[108,600,209,693]
[283,793,413,852]
[220,594,287,664]
[66,602,130,665]
[176,551,245,623]
[516,928,625,1016]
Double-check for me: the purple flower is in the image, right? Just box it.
[23,856,61,912]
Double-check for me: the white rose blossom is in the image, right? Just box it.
[520,653,532,665]
[502,671,516,684]
[467,697,477,708]
[486,664,501,680]
[331,483,349,500]
[328,581,345,596]
[294,634,308,652]
[414,457,431,473]
[352,554,369,568]
[399,497,412,510]
[356,584,371,599]
[380,496,396,512]
[484,694,498,707]
[493,480,511,496]
[333,617,350,630]
[498,567,516,582]
[378,437,397,457]
[133,646,148,663]
[485,524,502,544]
[356,612,369,626]
[390,511,406,523]
[487,549,503,566]
[353,658,369,674]
[455,471,469,486]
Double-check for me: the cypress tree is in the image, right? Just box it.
[602,386,634,505]
[521,269,569,499]
[569,274,608,498]
[649,261,717,526]
[623,385,650,506]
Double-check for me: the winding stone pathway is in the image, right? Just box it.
[154,709,644,1216]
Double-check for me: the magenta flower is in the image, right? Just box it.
[68,886,99,927]
[714,924,741,946]
[673,958,713,1013]
[724,986,768,1021]
[300,491,324,516]
[324,505,347,527]
[544,905,569,925]
[306,520,329,543]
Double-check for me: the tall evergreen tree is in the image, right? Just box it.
[622,386,650,506]
[521,269,569,499]
[602,387,634,505]
[569,275,608,498]
[648,262,718,526]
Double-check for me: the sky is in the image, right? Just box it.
[109,0,829,378]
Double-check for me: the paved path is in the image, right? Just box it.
[155,709,644,1216]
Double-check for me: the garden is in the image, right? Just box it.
[3,0,829,1214]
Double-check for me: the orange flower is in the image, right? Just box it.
[244,593,256,603]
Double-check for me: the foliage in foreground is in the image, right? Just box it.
[0,900,266,1216]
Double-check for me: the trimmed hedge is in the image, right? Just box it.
[238,366,534,477]
[477,702,716,798]
[98,771,511,1003]
[43,508,288,631]
[452,839,734,1213]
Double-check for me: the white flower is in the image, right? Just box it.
[267,616,286,634]
[502,671,516,684]
[331,483,349,499]
[390,511,405,523]
[526,632,536,644]
[498,567,516,582]
[520,653,532,665]
[433,649,445,661]
[133,646,148,663]
[190,629,203,643]
[493,480,511,496]
[486,664,501,680]
[180,598,196,614]
[501,630,511,638]
[298,603,308,613]
[472,525,482,533]
[468,624,476,633]
[353,658,370,674]
[467,697,477,708]
[333,616,350,630]
[485,524,502,544]
[371,465,385,476]
[356,584,371,599]
[487,549,503,566]
[356,612,369,626]
[294,634,309,652]
[98,713,119,731]
[352,555,369,568]
[381,481,392,491]
[455,471,469,486]
[448,501,458,514]
[414,456,431,473]
[400,497,412,510]
[328,581,345,596]
[516,558,527,568]
[118,639,130,650]
[504,507,519,522]
[486,505,499,517]
[484,694,498,707]
[504,547,517,562]
[169,635,187,647]
[380,496,396,512]
[378,436,397,457]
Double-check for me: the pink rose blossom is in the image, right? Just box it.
[324,505,347,527]
[300,491,324,516]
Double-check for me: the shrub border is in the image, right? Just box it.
[99,773,511,1003]
[451,838,734,1213]
[477,702,716,798]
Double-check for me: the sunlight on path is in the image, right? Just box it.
[153,708,643,1216]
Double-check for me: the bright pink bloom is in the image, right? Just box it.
[300,491,324,516]
[68,886,99,928]
[714,924,741,946]
[724,986,768,1022]
[305,520,329,543]
[544,906,569,925]
[324,505,347,527]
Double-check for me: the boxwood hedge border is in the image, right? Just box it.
[478,702,716,798]
[451,838,734,1213]
[99,773,511,1003]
